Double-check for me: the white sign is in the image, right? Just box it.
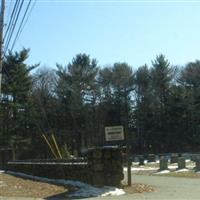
[105,126,124,141]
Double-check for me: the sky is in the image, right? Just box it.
[4,0,200,70]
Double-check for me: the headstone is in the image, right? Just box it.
[170,153,179,163]
[147,154,156,162]
[139,155,144,165]
[195,157,200,172]
[191,154,200,162]
[181,153,190,160]
[133,155,139,162]
[159,156,168,170]
[177,157,186,169]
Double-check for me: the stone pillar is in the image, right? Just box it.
[88,147,124,186]
[159,157,168,171]
[177,157,186,169]
[170,153,178,163]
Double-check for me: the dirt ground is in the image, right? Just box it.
[0,173,71,198]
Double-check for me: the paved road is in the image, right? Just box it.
[85,175,200,200]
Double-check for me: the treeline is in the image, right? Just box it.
[1,48,200,159]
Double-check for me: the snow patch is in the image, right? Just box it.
[0,170,5,174]
[124,167,158,172]
[175,169,189,173]
[6,171,125,198]
[168,165,178,169]
[154,170,170,174]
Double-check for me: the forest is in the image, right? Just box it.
[0,48,200,159]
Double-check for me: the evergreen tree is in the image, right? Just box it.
[0,49,37,158]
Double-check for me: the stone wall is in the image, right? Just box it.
[7,161,89,182]
[0,148,13,169]
[6,147,124,187]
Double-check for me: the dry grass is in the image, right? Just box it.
[122,183,156,194]
[0,173,72,198]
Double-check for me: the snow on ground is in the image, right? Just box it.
[154,170,171,174]
[124,161,195,173]
[0,170,5,174]
[168,165,177,169]
[124,167,158,172]
[6,171,125,198]
[175,169,189,173]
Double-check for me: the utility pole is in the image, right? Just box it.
[125,94,132,186]
[0,0,5,98]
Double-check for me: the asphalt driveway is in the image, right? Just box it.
[86,174,200,200]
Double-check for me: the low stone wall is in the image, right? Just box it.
[0,148,13,169]
[7,161,89,182]
[6,147,124,187]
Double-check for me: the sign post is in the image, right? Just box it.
[126,128,132,186]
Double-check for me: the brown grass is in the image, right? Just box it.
[0,173,71,198]
[122,183,156,194]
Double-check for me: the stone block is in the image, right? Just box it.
[92,149,103,159]
[92,172,104,186]
[93,163,104,171]
[104,151,111,159]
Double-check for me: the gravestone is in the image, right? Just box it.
[177,157,186,169]
[147,154,156,162]
[134,156,139,163]
[195,157,200,172]
[159,156,168,170]
[170,153,179,163]
[139,155,144,165]
[191,154,200,162]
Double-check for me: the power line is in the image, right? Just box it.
[16,0,37,45]
[4,0,25,56]
[3,0,20,44]
[11,0,32,51]
[5,0,13,27]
